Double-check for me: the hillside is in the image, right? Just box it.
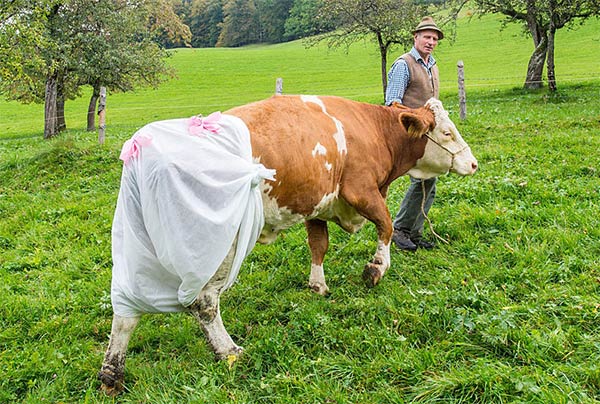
[1,14,598,139]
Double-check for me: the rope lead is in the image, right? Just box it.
[421,179,449,245]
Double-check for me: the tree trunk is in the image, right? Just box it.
[44,4,62,138]
[57,76,66,132]
[57,99,66,131]
[56,99,66,132]
[87,85,100,131]
[524,33,547,89]
[546,28,556,92]
[546,0,557,92]
[524,2,547,89]
[377,34,389,103]
[44,74,59,139]
[380,49,388,103]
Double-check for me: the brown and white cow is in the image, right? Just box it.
[99,95,477,395]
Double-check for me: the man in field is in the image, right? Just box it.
[385,16,444,252]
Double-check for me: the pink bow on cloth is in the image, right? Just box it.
[188,111,222,136]
[119,132,153,164]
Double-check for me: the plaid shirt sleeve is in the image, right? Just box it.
[385,58,410,106]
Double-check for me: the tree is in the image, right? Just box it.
[254,0,295,43]
[217,0,259,47]
[312,0,429,101]
[186,0,224,47]
[147,0,193,49]
[183,0,325,46]
[1,1,57,136]
[78,0,190,130]
[456,0,600,91]
[213,0,296,46]
[284,0,334,40]
[0,0,190,138]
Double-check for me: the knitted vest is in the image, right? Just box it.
[399,53,440,108]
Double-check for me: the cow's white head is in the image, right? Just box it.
[399,98,478,179]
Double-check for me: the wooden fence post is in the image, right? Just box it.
[457,61,466,120]
[275,78,283,95]
[98,86,106,145]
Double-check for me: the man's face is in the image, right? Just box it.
[414,30,439,58]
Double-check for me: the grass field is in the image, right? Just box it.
[1,13,600,403]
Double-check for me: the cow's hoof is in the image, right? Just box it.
[362,264,382,288]
[309,281,330,296]
[98,367,124,397]
[215,344,244,361]
[100,382,123,397]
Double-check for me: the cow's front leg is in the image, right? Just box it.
[363,238,391,288]
[362,203,392,287]
[305,219,330,295]
[344,190,392,287]
[189,244,242,360]
[99,314,141,396]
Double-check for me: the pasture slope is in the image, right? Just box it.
[1,13,599,404]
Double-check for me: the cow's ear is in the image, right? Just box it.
[390,101,410,111]
[399,112,432,138]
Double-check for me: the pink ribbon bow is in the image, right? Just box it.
[119,132,153,164]
[188,111,222,136]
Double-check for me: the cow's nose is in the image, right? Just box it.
[471,161,478,172]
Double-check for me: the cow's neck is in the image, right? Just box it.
[380,107,429,184]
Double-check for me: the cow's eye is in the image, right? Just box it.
[443,132,452,137]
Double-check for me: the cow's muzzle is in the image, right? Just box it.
[424,133,478,175]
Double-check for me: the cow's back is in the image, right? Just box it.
[228,95,350,215]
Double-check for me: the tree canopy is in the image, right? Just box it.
[178,0,332,47]
[184,0,224,48]
[284,0,334,40]
[0,0,190,138]
[311,0,430,100]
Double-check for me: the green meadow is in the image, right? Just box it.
[1,13,600,403]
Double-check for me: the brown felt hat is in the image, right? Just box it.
[413,16,444,40]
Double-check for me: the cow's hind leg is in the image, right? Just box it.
[189,242,242,360]
[305,219,330,295]
[99,314,141,396]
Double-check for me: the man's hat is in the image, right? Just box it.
[413,16,444,40]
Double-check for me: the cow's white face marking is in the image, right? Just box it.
[408,99,478,179]
[301,95,347,155]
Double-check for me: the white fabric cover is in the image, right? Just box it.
[111,114,275,317]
